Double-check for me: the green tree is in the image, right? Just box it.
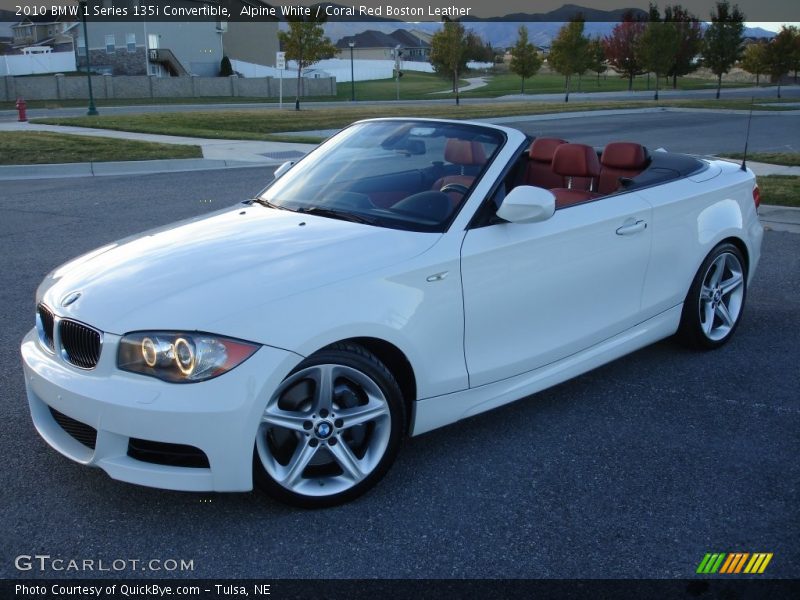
[765,26,797,98]
[788,26,800,83]
[465,32,495,64]
[430,19,468,104]
[741,41,768,86]
[278,16,337,111]
[663,4,703,88]
[639,16,679,100]
[548,18,590,102]
[509,26,542,94]
[219,55,233,77]
[701,1,745,99]
[587,37,607,86]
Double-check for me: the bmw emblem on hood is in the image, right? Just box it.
[60,291,82,307]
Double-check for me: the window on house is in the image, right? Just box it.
[105,34,115,53]
[77,35,85,48]
[126,33,136,53]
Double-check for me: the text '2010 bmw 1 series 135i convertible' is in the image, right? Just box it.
[21,118,763,507]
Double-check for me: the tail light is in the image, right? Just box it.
[753,184,761,209]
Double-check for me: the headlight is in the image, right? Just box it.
[118,331,259,383]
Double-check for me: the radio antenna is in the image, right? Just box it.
[741,96,754,171]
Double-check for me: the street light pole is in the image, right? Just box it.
[394,45,401,101]
[349,41,355,101]
[79,1,98,116]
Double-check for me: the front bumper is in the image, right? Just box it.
[21,328,299,492]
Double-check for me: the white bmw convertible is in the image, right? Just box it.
[21,118,763,507]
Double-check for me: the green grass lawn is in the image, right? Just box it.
[324,70,766,101]
[757,175,800,208]
[330,71,466,101]
[0,131,202,165]
[30,97,796,142]
[719,152,800,167]
[459,71,746,98]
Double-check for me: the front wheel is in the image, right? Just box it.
[253,342,405,508]
[677,242,747,349]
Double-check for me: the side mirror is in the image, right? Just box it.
[496,185,556,224]
[273,160,296,180]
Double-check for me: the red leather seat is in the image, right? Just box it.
[524,137,567,189]
[432,139,487,203]
[598,142,649,194]
[550,143,602,208]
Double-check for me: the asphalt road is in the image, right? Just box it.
[508,109,800,155]
[2,129,799,580]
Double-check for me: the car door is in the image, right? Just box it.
[460,192,653,387]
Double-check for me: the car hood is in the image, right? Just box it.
[39,205,439,337]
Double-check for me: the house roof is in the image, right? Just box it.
[336,28,431,50]
[388,29,430,48]
[336,30,398,49]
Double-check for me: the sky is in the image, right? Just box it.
[746,22,800,32]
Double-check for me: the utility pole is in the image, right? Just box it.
[349,41,355,101]
[79,0,98,115]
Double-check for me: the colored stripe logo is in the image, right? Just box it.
[696,552,773,574]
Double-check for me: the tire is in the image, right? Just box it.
[253,342,405,508]
[677,242,747,350]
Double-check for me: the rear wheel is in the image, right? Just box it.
[678,242,747,349]
[253,342,405,508]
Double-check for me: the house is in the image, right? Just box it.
[10,12,76,54]
[6,2,279,77]
[335,29,431,62]
[71,11,278,76]
[72,17,224,77]
[386,29,431,62]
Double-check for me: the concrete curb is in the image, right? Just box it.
[0,158,274,180]
[758,204,800,233]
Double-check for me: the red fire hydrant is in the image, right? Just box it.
[16,97,27,122]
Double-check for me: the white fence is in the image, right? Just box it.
[230,58,495,83]
[232,58,435,83]
[0,51,76,76]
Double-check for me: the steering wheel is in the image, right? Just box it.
[439,183,470,196]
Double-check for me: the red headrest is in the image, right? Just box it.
[552,143,601,178]
[529,137,568,162]
[445,139,486,166]
[601,142,648,169]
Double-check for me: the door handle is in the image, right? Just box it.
[616,219,647,236]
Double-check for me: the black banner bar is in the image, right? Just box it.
[2,0,799,23]
[3,579,800,600]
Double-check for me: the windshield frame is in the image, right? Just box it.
[256,118,508,233]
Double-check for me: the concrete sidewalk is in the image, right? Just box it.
[0,121,317,175]
[758,205,800,233]
[431,77,489,94]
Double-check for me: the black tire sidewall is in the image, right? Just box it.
[679,242,747,350]
[253,343,405,509]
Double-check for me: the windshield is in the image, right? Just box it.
[259,120,505,232]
